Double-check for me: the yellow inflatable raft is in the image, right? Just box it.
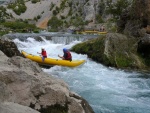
[76,31,107,35]
[21,50,85,67]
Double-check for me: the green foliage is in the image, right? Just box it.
[48,16,63,30]
[0,31,9,36]
[71,36,111,66]
[68,8,72,16]
[0,6,11,22]
[55,6,60,13]
[52,10,57,16]
[105,0,131,19]
[68,1,72,7]
[106,20,117,32]
[78,7,83,15]
[33,29,40,33]
[85,0,89,3]
[50,2,55,11]
[34,17,37,21]
[98,0,105,15]
[60,0,68,11]
[115,54,132,67]
[0,6,6,12]
[31,0,40,3]
[52,6,60,16]
[7,0,27,15]
[76,2,79,6]
[70,17,85,27]
[71,36,136,67]
[60,15,66,19]
[2,21,36,30]
[37,15,41,19]
[95,15,104,23]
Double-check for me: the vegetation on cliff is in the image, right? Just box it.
[0,0,133,33]
[7,0,27,15]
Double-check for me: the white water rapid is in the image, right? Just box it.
[12,33,150,113]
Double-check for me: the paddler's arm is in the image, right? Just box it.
[37,52,41,54]
[58,55,65,59]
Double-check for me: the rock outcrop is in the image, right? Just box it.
[0,102,40,113]
[71,33,149,72]
[0,39,22,57]
[118,0,150,37]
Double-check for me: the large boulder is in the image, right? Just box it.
[71,33,149,71]
[0,39,22,57]
[0,50,94,113]
[0,102,40,113]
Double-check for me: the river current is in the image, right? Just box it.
[9,32,150,113]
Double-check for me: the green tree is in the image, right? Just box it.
[7,0,27,15]
[96,15,104,23]
[48,16,63,30]
[71,17,85,27]
[106,0,131,19]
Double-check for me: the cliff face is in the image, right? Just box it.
[118,0,150,36]
[3,0,109,29]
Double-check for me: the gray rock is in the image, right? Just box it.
[0,50,94,113]
[0,102,40,113]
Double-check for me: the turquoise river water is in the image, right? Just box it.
[10,32,150,113]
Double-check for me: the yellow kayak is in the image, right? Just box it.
[21,50,85,67]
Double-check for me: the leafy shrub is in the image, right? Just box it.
[60,0,68,11]
[7,0,27,15]
[68,1,72,7]
[50,2,55,11]
[71,17,85,27]
[48,16,63,30]
[96,15,104,23]
[105,0,131,19]
[37,15,41,19]
[52,6,60,16]
[2,21,36,30]
[31,0,40,3]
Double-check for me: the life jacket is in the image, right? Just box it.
[65,51,72,60]
[42,50,47,58]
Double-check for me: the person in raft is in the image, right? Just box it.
[58,48,72,61]
[37,48,47,61]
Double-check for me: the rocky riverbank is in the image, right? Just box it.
[0,39,94,113]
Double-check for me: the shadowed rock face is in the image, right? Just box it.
[118,0,150,37]
[0,102,40,113]
[137,35,150,57]
[0,39,22,57]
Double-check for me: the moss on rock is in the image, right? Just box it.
[71,35,112,66]
[71,33,150,72]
